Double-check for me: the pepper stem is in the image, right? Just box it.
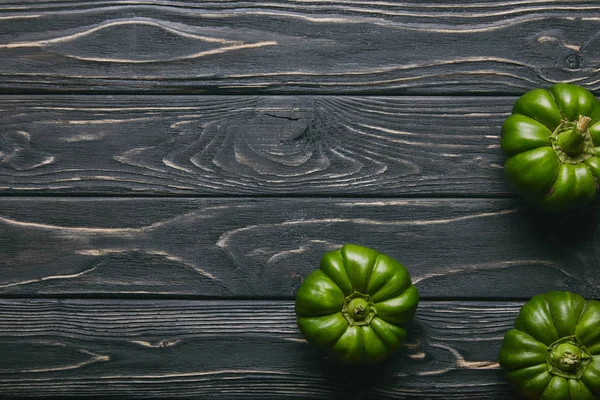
[577,115,592,132]
[552,343,581,372]
[342,292,377,326]
[546,336,593,380]
[347,298,369,321]
[557,115,591,157]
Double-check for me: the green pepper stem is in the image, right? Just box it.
[553,343,581,371]
[557,115,591,156]
[546,336,593,380]
[342,292,377,326]
[577,115,592,132]
[347,298,369,321]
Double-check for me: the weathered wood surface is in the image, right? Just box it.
[0,299,519,399]
[1,197,598,299]
[0,95,509,195]
[0,1,598,94]
[2,2,599,399]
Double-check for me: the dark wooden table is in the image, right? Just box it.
[1,1,599,398]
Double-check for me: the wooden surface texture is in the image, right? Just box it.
[1,1,599,399]
[0,299,517,399]
[1,198,598,299]
[0,96,509,196]
[0,1,598,94]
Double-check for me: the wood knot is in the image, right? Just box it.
[566,54,583,70]
[0,131,54,171]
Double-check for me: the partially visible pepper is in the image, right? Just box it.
[501,84,600,212]
[499,291,600,399]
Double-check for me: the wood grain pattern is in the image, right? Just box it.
[0,1,598,93]
[0,95,509,195]
[0,299,520,398]
[1,3,599,398]
[1,197,598,299]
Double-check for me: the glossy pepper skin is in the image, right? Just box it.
[499,291,600,399]
[501,84,600,212]
[295,244,419,364]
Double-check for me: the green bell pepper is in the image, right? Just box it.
[499,291,600,399]
[295,244,419,364]
[501,84,600,212]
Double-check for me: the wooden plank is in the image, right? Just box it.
[0,299,520,398]
[0,1,597,93]
[1,197,597,299]
[0,95,509,195]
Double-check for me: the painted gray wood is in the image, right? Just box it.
[1,2,598,398]
[0,299,520,399]
[1,197,597,299]
[0,1,597,94]
[0,95,508,195]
